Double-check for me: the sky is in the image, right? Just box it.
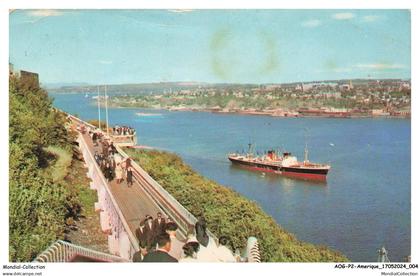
[9,9,411,85]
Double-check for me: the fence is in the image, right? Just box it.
[34,240,127,262]
[78,132,139,259]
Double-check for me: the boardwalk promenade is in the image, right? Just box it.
[68,115,212,261]
[35,114,260,262]
[81,131,163,238]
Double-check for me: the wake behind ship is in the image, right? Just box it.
[228,145,330,181]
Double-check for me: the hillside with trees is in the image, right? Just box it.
[9,75,100,261]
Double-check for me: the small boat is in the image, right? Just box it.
[228,144,330,181]
[135,112,162,117]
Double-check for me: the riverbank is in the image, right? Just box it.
[94,101,410,119]
[124,147,349,262]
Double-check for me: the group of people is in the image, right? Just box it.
[93,138,134,187]
[90,131,103,146]
[88,124,237,263]
[112,125,136,136]
[133,215,238,263]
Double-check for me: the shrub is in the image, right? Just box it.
[9,76,79,261]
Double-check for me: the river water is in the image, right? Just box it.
[51,93,411,262]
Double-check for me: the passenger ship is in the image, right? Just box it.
[228,144,330,181]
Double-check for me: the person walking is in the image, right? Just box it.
[179,237,201,263]
[141,233,178,262]
[94,152,100,164]
[195,216,219,262]
[143,215,155,250]
[126,166,133,187]
[104,162,113,182]
[115,162,123,184]
[100,158,106,173]
[135,219,146,247]
[153,212,166,234]
[92,132,98,146]
[165,222,184,260]
[109,142,117,155]
[102,140,109,158]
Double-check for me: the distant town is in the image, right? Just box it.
[13,59,409,119]
[47,78,410,119]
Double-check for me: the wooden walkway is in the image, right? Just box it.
[82,132,162,238]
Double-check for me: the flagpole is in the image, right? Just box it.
[97,86,101,131]
[105,85,109,137]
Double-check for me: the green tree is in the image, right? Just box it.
[9,76,78,261]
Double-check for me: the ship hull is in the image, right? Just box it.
[228,156,329,181]
[280,167,328,181]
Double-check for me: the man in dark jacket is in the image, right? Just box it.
[109,142,117,155]
[92,132,98,146]
[153,212,166,234]
[143,215,155,250]
[103,162,113,182]
[126,166,133,187]
[141,232,178,262]
[102,140,108,155]
[135,219,146,247]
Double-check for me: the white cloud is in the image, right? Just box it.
[28,10,64,17]
[354,63,405,70]
[361,15,380,22]
[332,12,355,20]
[318,63,406,74]
[301,19,322,28]
[99,60,113,65]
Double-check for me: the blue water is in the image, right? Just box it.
[51,93,411,262]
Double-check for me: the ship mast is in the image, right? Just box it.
[97,86,101,131]
[304,143,309,164]
[247,139,256,157]
[105,85,109,137]
[304,128,309,164]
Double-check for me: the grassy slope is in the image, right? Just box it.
[124,148,349,262]
[43,146,73,182]
[9,76,107,261]
[43,144,108,252]
[63,149,109,252]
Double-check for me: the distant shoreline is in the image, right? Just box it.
[97,102,411,120]
[51,92,410,120]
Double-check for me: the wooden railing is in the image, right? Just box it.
[117,146,210,239]
[66,113,259,261]
[77,132,140,255]
[68,113,215,239]
[34,240,127,262]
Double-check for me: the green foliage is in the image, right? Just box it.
[9,76,80,261]
[43,146,73,182]
[125,148,349,262]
